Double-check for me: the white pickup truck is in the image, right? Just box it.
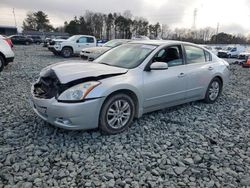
[48,35,97,58]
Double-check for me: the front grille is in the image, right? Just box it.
[33,75,60,99]
[49,41,55,45]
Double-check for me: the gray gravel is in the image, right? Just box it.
[0,45,250,188]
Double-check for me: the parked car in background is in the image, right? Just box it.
[9,35,33,45]
[27,35,43,44]
[48,38,67,55]
[227,46,245,58]
[48,35,97,58]
[217,46,233,58]
[0,36,14,72]
[31,40,229,134]
[80,39,131,60]
[238,51,250,60]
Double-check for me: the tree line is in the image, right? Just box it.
[22,10,250,44]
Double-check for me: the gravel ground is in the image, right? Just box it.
[0,45,249,188]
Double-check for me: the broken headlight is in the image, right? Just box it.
[58,81,100,101]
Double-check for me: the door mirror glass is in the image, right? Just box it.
[76,39,79,43]
[150,62,168,70]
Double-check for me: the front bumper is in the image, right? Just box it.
[6,57,14,63]
[30,94,105,130]
[48,46,61,53]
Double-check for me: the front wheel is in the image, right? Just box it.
[99,94,135,134]
[61,47,73,58]
[204,78,222,103]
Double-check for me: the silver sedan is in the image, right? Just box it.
[31,40,230,134]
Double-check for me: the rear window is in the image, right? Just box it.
[204,50,212,61]
[184,45,206,64]
[87,37,94,43]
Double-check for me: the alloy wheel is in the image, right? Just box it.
[208,81,220,101]
[106,99,131,129]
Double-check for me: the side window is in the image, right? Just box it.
[231,48,236,52]
[204,50,212,62]
[78,37,87,43]
[153,45,183,67]
[184,45,206,64]
[87,37,94,43]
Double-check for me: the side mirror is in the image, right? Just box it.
[76,40,79,43]
[150,62,168,70]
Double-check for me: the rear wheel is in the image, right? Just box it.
[0,55,5,72]
[204,78,222,103]
[25,41,30,45]
[99,94,135,134]
[61,47,73,58]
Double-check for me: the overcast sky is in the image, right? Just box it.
[0,0,249,35]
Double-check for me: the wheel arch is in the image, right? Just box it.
[0,51,6,61]
[102,89,140,118]
[62,46,74,52]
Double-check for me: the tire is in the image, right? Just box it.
[204,77,222,104]
[99,93,135,134]
[25,41,30,45]
[61,47,73,58]
[0,55,5,72]
[228,54,231,58]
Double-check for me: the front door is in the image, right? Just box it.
[143,45,187,109]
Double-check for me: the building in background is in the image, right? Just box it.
[0,26,18,36]
[22,31,69,40]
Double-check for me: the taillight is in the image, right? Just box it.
[4,38,13,48]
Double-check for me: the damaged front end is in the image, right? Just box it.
[33,68,127,100]
[33,69,62,99]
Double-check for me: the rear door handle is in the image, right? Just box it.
[208,66,214,70]
[178,73,185,78]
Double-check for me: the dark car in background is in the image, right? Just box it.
[27,35,43,44]
[9,35,33,45]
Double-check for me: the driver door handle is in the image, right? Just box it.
[178,73,185,78]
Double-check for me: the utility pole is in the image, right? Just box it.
[216,23,220,44]
[192,8,197,29]
[12,8,17,28]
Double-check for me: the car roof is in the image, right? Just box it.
[129,40,197,46]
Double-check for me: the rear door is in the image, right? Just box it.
[183,45,215,99]
[143,45,188,109]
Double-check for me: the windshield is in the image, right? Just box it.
[104,40,124,48]
[67,36,77,41]
[94,43,157,69]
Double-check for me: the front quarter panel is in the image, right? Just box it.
[86,69,144,117]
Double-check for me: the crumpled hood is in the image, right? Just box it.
[40,61,128,84]
[82,46,111,53]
